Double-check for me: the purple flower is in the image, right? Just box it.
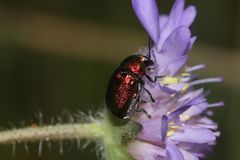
[128,0,223,159]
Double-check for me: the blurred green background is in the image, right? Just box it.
[0,0,239,159]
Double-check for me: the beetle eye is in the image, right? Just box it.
[138,55,154,66]
[144,59,154,66]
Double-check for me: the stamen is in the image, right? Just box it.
[180,115,191,121]
[161,77,181,85]
[189,77,223,86]
[166,125,180,137]
[207,101,224,108]
[186,64,205,72]
[180,73,190,77]
[159,84,178,94]
[180,83,190,94]
[166,130,175,137]
[169,125,180,130]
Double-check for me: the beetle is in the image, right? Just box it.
[105,54,155,119]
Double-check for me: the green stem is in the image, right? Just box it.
[0,122,104,144]
[0,111,141,160]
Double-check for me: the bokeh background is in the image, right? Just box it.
[0,0,239,159]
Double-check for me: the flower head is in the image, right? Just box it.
[128,0,223,159]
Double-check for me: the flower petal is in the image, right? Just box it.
[169,105,191,119]
[181,143,213,158]
[181,5,197,27]
[131,0,160,44]
[140,83,169,102]
[161,26,191,58]
[170,127,216,143]
[128,140,166,160]
[189,36,197,49]
[157,55,188,76]
[166,140,184,160]
[195,117,218,130]
[159,15,168,31]
[179,89,204,103]
[161,115,168,141]
[168,0,185,27]
[155,26,191,73]
[164,56,188,76]
[157,0,185,49]
[183,103,209,117]
[165,83,186,92]
[180,149,199,160]
[137,117,163,144]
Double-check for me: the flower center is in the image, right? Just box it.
[166,121,180,137]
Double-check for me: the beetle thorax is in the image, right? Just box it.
[126,62,145,76]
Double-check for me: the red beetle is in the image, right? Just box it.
[105,54,155,119]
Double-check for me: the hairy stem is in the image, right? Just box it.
[0,122,104,144]
[0,111,140,160]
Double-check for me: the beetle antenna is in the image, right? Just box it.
[135,108,151,119]
[143,87,155,103]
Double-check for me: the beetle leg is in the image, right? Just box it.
[143,87,155,103]
[147,66,156,72]
[135,108,151,119]
[145,74,166,83]
[138,79,155,103]
[124,94,139,119]
[144,74,156,83]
